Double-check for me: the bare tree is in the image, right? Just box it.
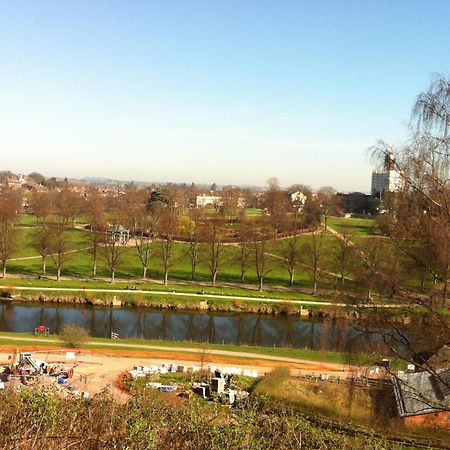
[317,186,340,228]
[119,186,148,231]
[28,190,53,223]
[118,186,155,280]
[301,231,324,295]
[366,76,450,412]
[157,209,179,285]
[85,188,107,277]
[0,187,21,277]
[353,237,387,301]
[279,221,302,287]
[179,209,202,280]
[103,235,124,283]
[332,224,354,288]
[220,186,241,222]
[55,188,83,227]
[135,210,156,279]
[49,222,70,281]
[288,184,311,223]
[203,217,224,287]
[236,220,252,283]
[33,222,53,275]
[263,177,290,234]
[250,219,274,292]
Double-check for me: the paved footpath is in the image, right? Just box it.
[0,284,404,308]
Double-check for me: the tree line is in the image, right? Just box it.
[0,182,336,287]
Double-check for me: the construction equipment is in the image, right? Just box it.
[4,351,75,387]
[9,352,48,375]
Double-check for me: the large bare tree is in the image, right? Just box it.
[220,186,241,222]
[179,209,202,281]
[157,209,179,285]
[279,220,302,287]
[301,231,324,295]
[135,210,156,280]
[85,188,107,277]
[203,217,224,287]
[250,220,274,292]
[332,224,355,288]
[33,222,53,275]
[55,188,83,227]
[103,232,125,284]
[0,187,21,277]
[263,177,290,234]
[317,186,340,228]
[236,220,252,283]
[28,190,53,223]
[367,75,450,411]
[48,221,70,281]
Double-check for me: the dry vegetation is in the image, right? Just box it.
[60,323,89,348]
[0,387,398,450]
[255,368,381,424]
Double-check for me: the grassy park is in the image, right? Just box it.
[5,214,373,290]
[327,217,379,236]
[2,213,443,306]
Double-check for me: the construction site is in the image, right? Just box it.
[0,345,449,449]
[0,344,354,405]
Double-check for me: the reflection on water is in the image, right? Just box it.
[0,301,398,352]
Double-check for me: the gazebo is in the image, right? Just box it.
[108,224,130,244]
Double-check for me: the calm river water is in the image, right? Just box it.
[0,301,395,352]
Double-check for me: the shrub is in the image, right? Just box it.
[254,367,290,395]
[60,324,89,348]
[0,285,14,299]
[0,289,12,299]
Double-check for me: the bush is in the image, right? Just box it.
[0,289,12,299]
[60,324,89,348]
[0,389,398,449]
[0,285,14,299]
[254,367,290,395]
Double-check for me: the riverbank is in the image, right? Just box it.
[0,331,374,368]
[0,276,418,320]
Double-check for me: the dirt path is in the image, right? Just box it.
[9,247,90,262]
[0,335,346,369]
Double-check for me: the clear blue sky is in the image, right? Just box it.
[1,1,449,191]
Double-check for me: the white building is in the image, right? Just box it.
[371,153,402,195]
[196,194,222,207]
[371,170,402,195]
[290,191,307,211]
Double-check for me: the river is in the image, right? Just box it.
[0,301,395,352]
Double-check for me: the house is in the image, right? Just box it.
[393,369,450,427]
[196,194,222,208]
[290,191,307,211]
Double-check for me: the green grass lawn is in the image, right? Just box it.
[11,227,90,260]
[5,213,433,298]
[0,276,337,304]
[8,223,342,290]
[327,216,378,236]
[245,207,262,217]
[0,331,357,365]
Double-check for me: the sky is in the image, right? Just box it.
[1,1,450,192]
